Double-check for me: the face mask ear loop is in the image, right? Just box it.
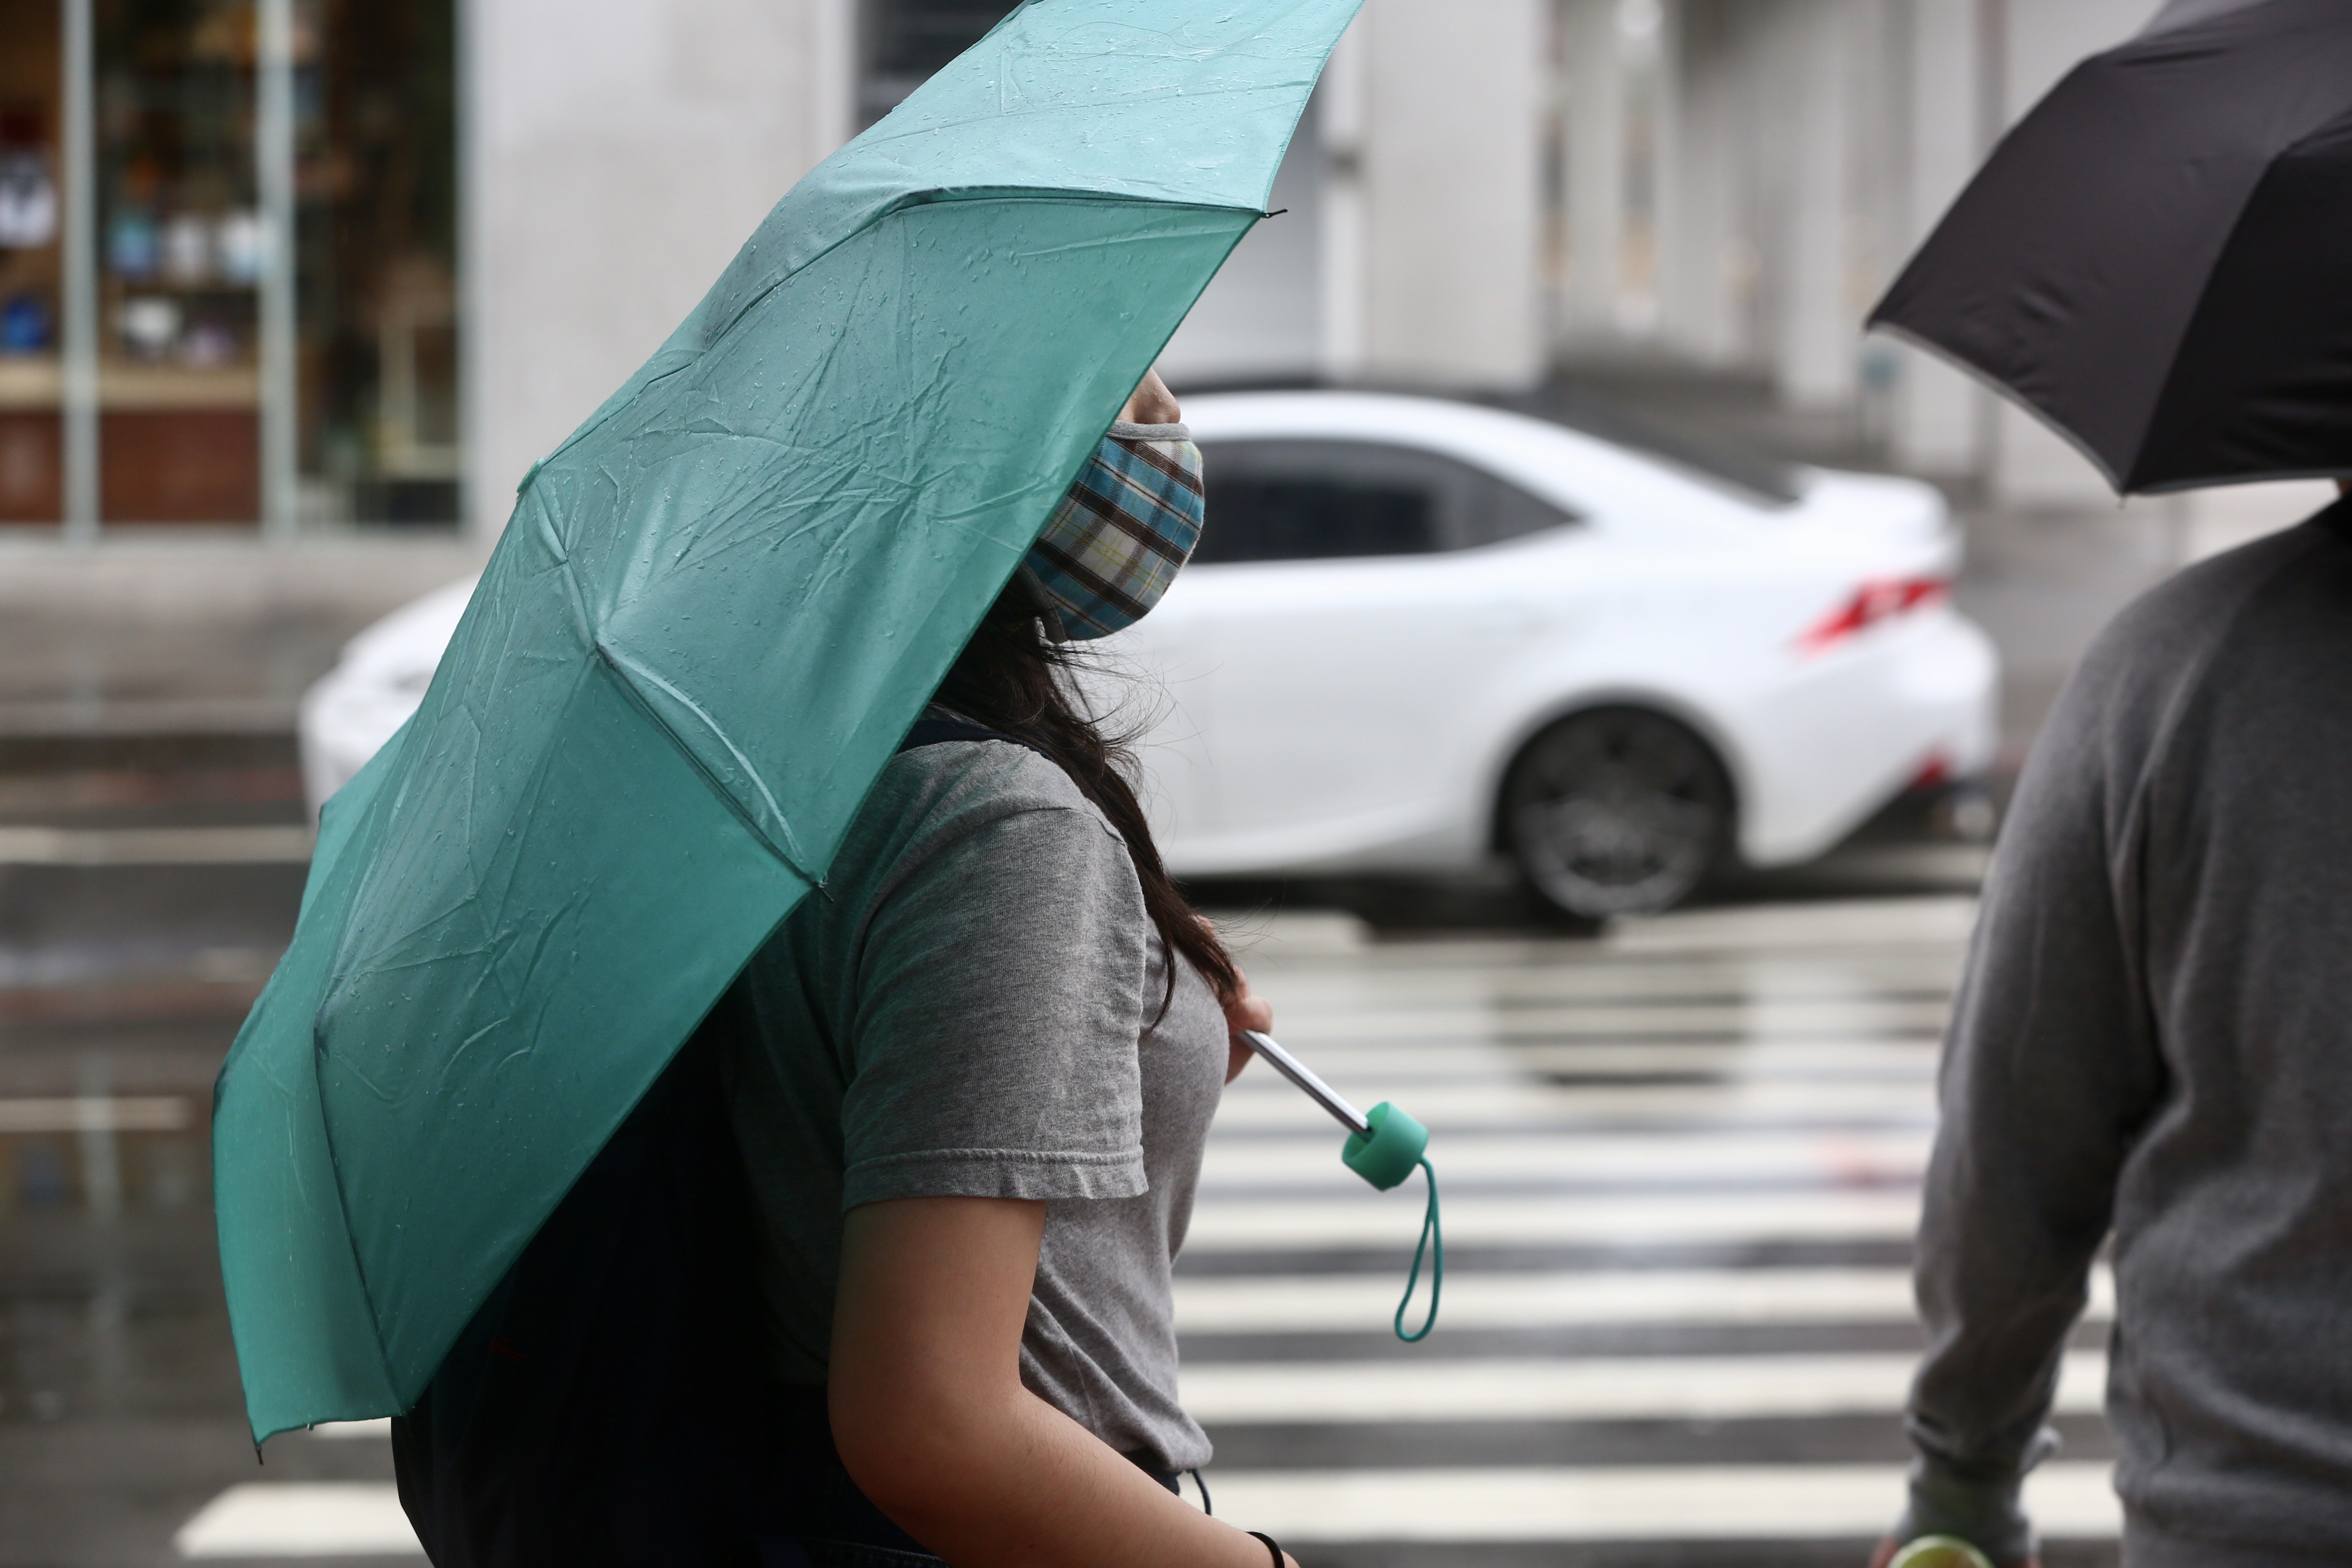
[1011,562,1070,643]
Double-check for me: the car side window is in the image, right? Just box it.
[1476,470,1581,549]
[1193,439,1576,564]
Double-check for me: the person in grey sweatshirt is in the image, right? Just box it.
[1875,496,2352,1568]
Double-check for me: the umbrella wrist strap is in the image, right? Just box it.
[1393,1157,1442,1343]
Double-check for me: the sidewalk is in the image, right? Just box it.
[0,532,486,738]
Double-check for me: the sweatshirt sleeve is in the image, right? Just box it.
[1898,654,2168,1562]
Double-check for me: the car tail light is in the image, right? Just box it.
[1797,576,1949,654]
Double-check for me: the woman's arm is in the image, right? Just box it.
[831,1195,1293,1568]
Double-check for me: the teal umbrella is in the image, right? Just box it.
[214,0,1359,1443]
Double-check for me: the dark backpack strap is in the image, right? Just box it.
[899,716,1051,761]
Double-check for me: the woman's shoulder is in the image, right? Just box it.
[881,728,1116,840]
[815,726,1137,922]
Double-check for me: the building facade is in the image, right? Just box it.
[0,0,2168,552]
[1551,0,2167,506]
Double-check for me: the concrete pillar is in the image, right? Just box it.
[1637,0,1681,341]
[1770,0,1859,409]
[1559,0,1627,341]
[1986,0,2158,505]
[1346,0,1548,388]
[465,0,842,536]
[2002,0,2152,114]
[1885,0,1989,476]
[1317,25,1370,382]
[1659,0,1742,365]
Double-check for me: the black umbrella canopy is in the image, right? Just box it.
[1870,0,2352,494]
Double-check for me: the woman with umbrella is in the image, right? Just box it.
[716,369,1297,1568]
[214,6,1361,1561]
[383,371,1301,1568]
[1868,2,2352,1565]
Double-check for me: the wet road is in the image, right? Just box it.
[0,754,2116,1565]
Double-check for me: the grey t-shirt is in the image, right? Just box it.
[719,729,1225,1472]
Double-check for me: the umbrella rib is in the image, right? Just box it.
[693,192,1260,377]
[590,641,821,886]
[533,192,1259,479]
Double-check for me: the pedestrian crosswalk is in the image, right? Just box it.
[1175,1266,2116,1331]
[176,893,2120,1564]
[1172,896,2121,1563]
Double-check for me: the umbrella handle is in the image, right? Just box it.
[1240,1034,1442,1343]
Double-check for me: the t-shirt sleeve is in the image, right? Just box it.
[835,793,1153,1210]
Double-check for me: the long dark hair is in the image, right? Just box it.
[933,584,1240,1012]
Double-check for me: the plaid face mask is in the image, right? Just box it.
[1016,421,1205,641]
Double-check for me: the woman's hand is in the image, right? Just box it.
[1120,368,1180,425]
[1223,969,1272,1084]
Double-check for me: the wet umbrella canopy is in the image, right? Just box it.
[215,0,1361,1443]
[1869,0,2352,494]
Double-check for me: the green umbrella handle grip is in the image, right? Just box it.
[1341,1103,1442,1343]
[1888,1537,1995,1568]
[1342,1100,1429,1190]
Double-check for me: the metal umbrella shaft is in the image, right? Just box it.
[1241,1029,1372,1136]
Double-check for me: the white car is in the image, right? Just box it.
[303,391,1997,917]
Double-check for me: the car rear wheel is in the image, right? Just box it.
[1504,708,1734,919]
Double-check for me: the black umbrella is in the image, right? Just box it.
[1870,0,2352,494]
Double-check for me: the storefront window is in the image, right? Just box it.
[0,0,457,535]
[304,0,459,526]
[0,9,66,524]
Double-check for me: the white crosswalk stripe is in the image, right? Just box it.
[1259,998,1955,1040]
[175,1483,419,1557]
[1258,1040,1946,1076]
[1194,1129,1932,1187]
[1206,1462,2123,1543]
[1183,1350,2108,1424]
[1209,1078,1943,1128]
[1174,1266,2117,1332]
[1188,1187,1926,1248]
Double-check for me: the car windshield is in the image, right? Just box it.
[1488,387,1807,507]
